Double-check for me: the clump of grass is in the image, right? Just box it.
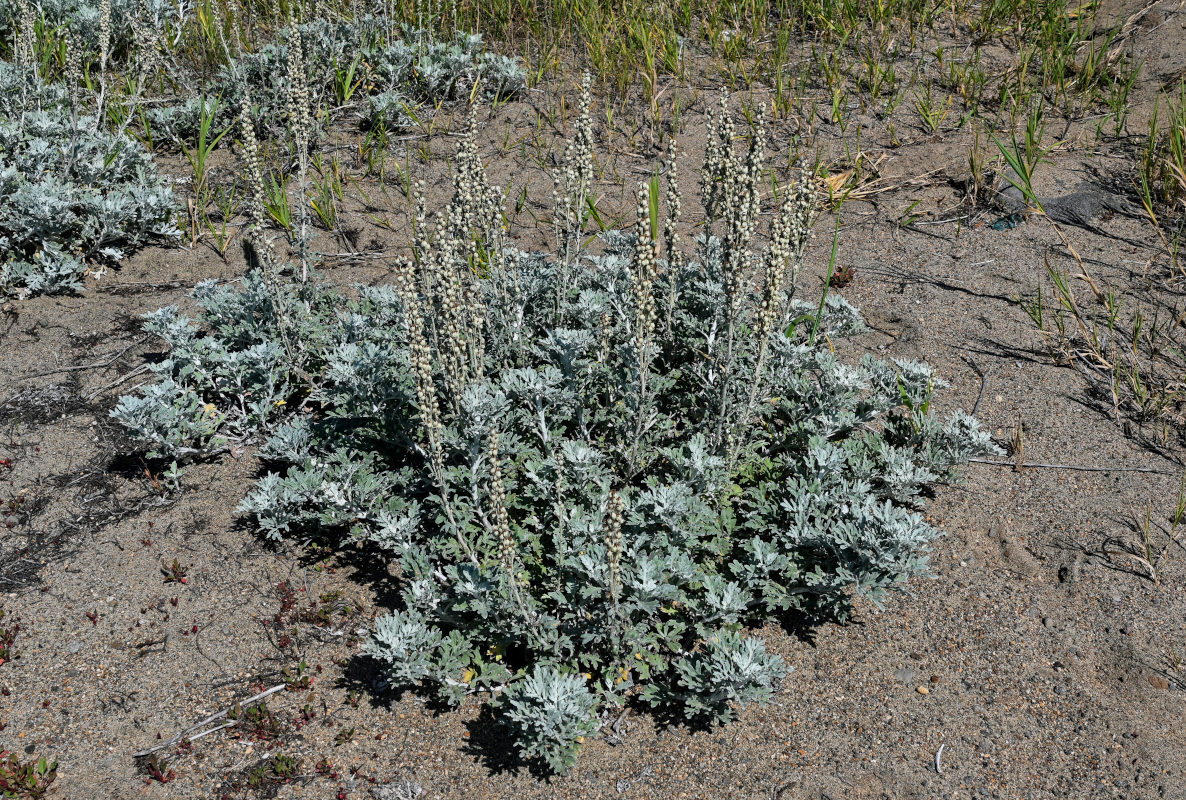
[1143,82,1186,214]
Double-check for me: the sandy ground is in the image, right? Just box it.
[2,2,1185,797]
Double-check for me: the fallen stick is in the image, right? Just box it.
[962,356,989,417]
[84,363,151,401]
[21,336,147,379]
[132,683,286,758]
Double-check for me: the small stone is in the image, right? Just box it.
[67,639,84,654]
[1149,675,1170,690]
[916,686,930,695]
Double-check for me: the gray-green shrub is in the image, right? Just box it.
[146,18,525,143]
[0,63,178,296]
[115,97,998,772]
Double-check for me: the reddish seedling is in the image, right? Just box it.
[161,559,188,584]
[143,754,176,784]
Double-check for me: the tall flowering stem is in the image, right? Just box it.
[603,489,626,649]
[489,428,538,628]
[284,18,314,283]
[237,91,302,365]
[662,140,683,338]
[393,255,443,466]
[551,73,594,323]
[394,255,478,566]
[629,183,659,471]
[414,112,498,411]
[707,99,767,451]
[737,165,818,466]
[14,0,35,70]
[488,430,514,575]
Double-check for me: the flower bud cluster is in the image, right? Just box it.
[14,0,35,68]
[782,161,818,300]
[434,201,474,407]
[743,162,819,441]
[663,140,683,335]
[701,94,768,320]
[413,111,505,407]
[65,32,83,104]
[721,104,766,316]
[394,255,444,463]
[604,490,625,599]
[552,73,594,316]
[700,93,734,221]
[98,0,112,72]
[757,163,811,343]
[451,107,504,243]
[130,0,162,80]
[285,22,312,175]
[238,94,269,248]
[631,184,658,367]
[552,446,567,542]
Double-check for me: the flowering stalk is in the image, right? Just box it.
[284,18,314,283]
[413,112,500,411]
[97,0,112,115]
[662,140,683,338]
[394,254,477,567]
[552,73,594,322]
[393,255,443,466]
[130,0,162,84]
[64,31,82,110]
[14,0,35,70]
[603,489,626,649]
[712,102,767,452]
[604,490,624,600]
[737,164,818,464]
[629,183,660,471]
[488,430,514,575]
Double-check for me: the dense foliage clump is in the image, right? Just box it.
[147,17,526,143]
[116,89,998,772]
[0,0,183,58]
[0,63,178,296]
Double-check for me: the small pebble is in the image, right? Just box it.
[916,686,930,695]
